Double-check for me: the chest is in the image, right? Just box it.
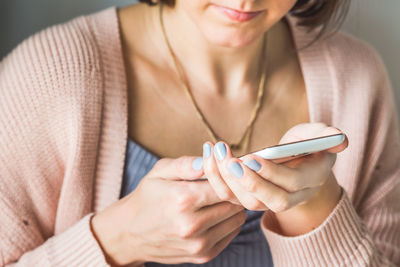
[124,55,309,159]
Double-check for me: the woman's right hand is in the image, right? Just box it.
[91,156,246,266]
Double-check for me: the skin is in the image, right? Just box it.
[91,0,348,265]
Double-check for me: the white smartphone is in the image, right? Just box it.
[239,133,345,163]
[196,134,345,179]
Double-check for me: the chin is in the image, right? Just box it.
[201,26,265,48]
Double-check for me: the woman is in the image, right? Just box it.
[0,0,399,266]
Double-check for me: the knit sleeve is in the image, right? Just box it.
[0,214,109,266]
[0,18,110,266]
[259,36,400,266]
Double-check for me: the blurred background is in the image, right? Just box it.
[1,0,399,120]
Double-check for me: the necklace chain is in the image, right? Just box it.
[158,2,268,153]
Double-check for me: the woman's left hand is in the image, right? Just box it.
[202,123,349,235]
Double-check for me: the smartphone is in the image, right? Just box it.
[196,133,345,180]
[239,133,345,163]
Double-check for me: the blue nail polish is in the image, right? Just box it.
[214,142,226,161]
[203,143,211,158]
[227,162,244,178]
[244,159,261,172]
[192,157,203,171]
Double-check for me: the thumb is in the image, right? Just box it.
[280,123,348,154]
[319,127,349,154]
[149,156,205,181]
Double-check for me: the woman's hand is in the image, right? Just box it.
[91,156,246,266]
[202,123,348,236]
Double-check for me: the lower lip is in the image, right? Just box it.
[213,5,264,23]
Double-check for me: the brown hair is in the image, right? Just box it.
[138,0,350,42]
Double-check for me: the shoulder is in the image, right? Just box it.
[320,31,395,126]
[288,15,390,98]
[0,8,120,119]
[321,30,388,89]
[0,9,117,163]
[0,10,105,91]
[0,12,102,105]
[0,7,121,89]
[295,29,393,110]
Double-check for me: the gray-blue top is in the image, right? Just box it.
[121,138,273,267]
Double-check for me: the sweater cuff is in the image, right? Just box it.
[260,190,375,266]
[44,213,110,266]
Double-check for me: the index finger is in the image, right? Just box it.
[150,156,205,181]
[183,179,226,208]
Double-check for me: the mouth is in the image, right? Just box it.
[212,4,265,23]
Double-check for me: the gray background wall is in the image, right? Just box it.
[1,0,399,119]
[342,0,400,119]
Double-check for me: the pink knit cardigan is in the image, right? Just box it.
[0,6,399,267]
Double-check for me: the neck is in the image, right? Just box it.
[146,3,289,99]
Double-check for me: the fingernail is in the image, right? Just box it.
[214,142,226,161]
[227,162,244,178]
[203,143,211,158]
[244,159,261,172]
[192,157,203,171]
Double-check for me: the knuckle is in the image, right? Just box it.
[244,199,263,211]
[243,178,258,193]
[189,238,208,255]
[176,156,191,173]
[261,161,275,176]
[272,193,290,212]
[218,190,234,202]
[176,194,194,212]
[287,175,302,192]
[179,223,197,239]
[186,184,203,204]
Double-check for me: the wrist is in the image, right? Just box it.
[90,213,123,266]
[90,206,146,266]
[274,172,342,236]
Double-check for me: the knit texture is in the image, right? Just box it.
[0,6,399,266]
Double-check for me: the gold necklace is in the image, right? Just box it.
[158,2,268,153]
